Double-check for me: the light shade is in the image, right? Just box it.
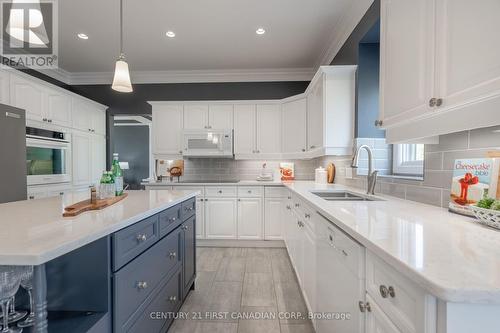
[112,55,133,93]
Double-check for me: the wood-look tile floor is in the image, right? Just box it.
[169,247,315,333]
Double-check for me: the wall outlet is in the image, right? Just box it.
[345,167,354,179]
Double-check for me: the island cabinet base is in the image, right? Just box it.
[111,197,196,333]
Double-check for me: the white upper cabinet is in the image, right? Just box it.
[282,98,307,155]
[10,74,44,122]
[183,104,234,129]
[91,135,106,185]
[234,104,256,156]
[435,0,500,109]
[379,0,435,126]
[183,104,209,129]
[72,98,105,135]
[44,87,72,127]
[152,103,184,156]
[307,79,323,151]
[256,104,282,156]
[208,104,233,129]
[381,0,500,142]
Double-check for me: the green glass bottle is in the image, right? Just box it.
[112,153,123,196]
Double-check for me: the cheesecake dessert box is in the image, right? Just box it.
[449,158,500,216]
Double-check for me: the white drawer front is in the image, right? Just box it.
[237,186,263,197]
[366,251,436,333]
[171,186,205,196]
[264,186,287,198]
[205,186,237,197]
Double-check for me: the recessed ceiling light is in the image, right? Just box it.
[256,28,266,35]
[166,31,176,38]
[77,33,89,40]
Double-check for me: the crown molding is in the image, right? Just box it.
[314,0,374,68]
[63,67,316,85]
[35,67,72,85]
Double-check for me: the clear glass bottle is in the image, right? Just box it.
[112,153,123,196]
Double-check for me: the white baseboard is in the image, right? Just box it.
[196,239,285,248]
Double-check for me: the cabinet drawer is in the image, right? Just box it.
[114,228,182,331]
[172,186,205,196]
[181,198,196,220]
[112,214,159,271]
[366,251,435,333]
[159,205,181,238]
[238,186,262,197]
[127,267,182,333]
[205,186,237,197]
[264,186,287,198]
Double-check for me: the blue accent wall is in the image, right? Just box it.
[356,42,384,138]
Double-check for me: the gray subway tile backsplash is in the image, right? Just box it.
[178,127,498,209]
[468,125,500,149]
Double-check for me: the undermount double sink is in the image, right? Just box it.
[311,190,383,202]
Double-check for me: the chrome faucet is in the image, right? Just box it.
[351,145,378,195]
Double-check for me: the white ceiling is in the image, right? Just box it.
[54,0,372,84]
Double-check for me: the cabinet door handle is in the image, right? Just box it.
[388,286,396,298]
[42,118,47,122]
[429,98,437,107]
[310,145,316,149]
[304,213,310,219]
[169,252,177,259]
[182,225,189,230]
[136,281,148,289]
[29,195,35,200]
[218,190,222,194]
[436,98,443,107]
[358,301,371,313]
[302,148,306,152]
[379,285,389,298]
[286,205,291,210]
[136,234,147,242]
[169,217,177,222]
[294,203,300,208]
[169,296,177,302]
[48,119,52,123]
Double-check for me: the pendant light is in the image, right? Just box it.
[112,0,133,93]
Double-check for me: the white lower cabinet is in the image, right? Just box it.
[205,198,237,239]
[237,198,262,240]
[315,212,365,333]
[264,198,285,240]
[366,294,401,333]
[196,198,205,239]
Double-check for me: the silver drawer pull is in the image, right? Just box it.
[379,285,389,298]
[218,190,223,194]
[169,296,177,302]
[169,217,177,222]
[247,190,252,194]
[358,301,371,313]
[304,213,310,219]
[182,225,189,230]
[388,286,396,298]
[294,203,300,208]
[136,234,147,242]
[286,205,291,210]
[169,252,177,259]
[137,281,148,289]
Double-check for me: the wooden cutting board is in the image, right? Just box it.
[327,163,336,183]
[63,193,128,217]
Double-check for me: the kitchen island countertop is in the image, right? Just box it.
[0,189,198,265]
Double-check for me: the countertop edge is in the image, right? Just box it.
[283,183,500,305]
[0,191,199,266]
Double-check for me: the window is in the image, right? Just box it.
[392,144,424,176]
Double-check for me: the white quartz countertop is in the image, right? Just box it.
[142,180,284,186]
[0,190,198,266]
[284,181,500,304]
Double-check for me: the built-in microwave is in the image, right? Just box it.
[26,127,71,185]
[182,129,233,158]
